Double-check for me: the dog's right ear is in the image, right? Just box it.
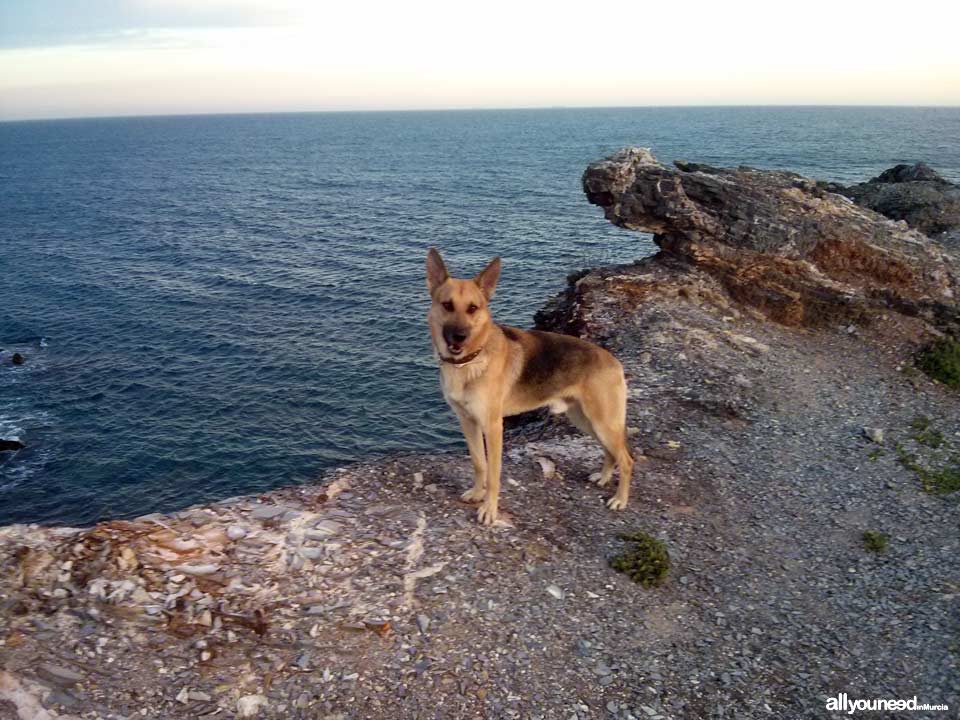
[426,248,449,296]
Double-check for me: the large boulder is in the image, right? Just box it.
[582,148,959,332]
[832,162,960,238]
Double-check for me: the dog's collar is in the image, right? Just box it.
[439,347,483,367]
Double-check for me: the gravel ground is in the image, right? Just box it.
[1,260,958,720]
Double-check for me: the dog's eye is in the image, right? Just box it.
[467,304,478,315]
[442,301,454,312]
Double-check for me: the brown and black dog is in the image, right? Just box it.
[426,248,633,525]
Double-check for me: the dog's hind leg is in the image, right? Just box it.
[456,410,487,503]
[593,421,633,510]
[566,403,616,487]
[579,374,633,510]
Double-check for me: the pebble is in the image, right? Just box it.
[416,614,431,633]
[310,520,342,537]
[250,505,286,520]
[37,663,84,687]
[535,457,557,479]
[44,689,79,709]
[546,584,565,600]
[237,694,269,717]
[173,563,220,576]
[226,525,247,540]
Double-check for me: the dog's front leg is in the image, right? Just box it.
[477,416,503,525]
[456,410,487,503]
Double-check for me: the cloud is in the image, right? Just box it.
[0,0,957,119]
[0,0,300,49]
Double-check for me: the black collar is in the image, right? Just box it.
[439,347,483,367]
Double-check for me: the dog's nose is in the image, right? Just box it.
[443,326,469,346]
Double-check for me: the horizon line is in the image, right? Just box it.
[3,102,960,124]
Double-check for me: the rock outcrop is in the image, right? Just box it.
[581,148,959,333]
[0,439,25,452]
[830,162,960,238]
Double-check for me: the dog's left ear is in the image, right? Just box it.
[475,257,501,300]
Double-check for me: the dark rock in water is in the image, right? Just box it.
[11,352,24,365]
[582,148,959,333]
[873,162,942,184]
[828,162,960,237]
[0,439,25,452]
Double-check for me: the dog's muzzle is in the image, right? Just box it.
[442,325,469,355]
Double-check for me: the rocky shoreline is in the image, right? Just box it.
[2,151,958,720]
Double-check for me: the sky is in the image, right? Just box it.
[0,0,958,121]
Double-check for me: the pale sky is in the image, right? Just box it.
[1,0,958,120]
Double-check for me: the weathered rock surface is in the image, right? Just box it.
[1,151,958,719]
[828,162,960,238]
[582,148,959,333]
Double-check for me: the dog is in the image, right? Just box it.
[426,248,634,525]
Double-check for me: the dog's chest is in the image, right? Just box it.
[439,363,487,417]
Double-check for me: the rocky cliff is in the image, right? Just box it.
[580,148,958,333]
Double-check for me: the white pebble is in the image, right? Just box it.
[226,525,248,541]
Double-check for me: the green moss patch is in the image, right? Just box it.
[610,532,671,587]
[918,465,960,495]
[896,443,960,495]
[862,530,889,553]
[917,339,960,388]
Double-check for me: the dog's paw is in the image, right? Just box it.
[477,501,499,526]
[590,471,611,487]
[606,495,628,511]
[460,486,486,503]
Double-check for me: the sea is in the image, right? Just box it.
[2,106,959,526]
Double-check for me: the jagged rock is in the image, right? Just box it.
[0,439,25,452]
[11,352,24,365]
[828,162,960,238]
[581,148,959,332]
[874,163,943,184]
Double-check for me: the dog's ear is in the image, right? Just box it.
[426,248,449,295]
[475,256,501,300]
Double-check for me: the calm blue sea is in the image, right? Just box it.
[2,107,959,525]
